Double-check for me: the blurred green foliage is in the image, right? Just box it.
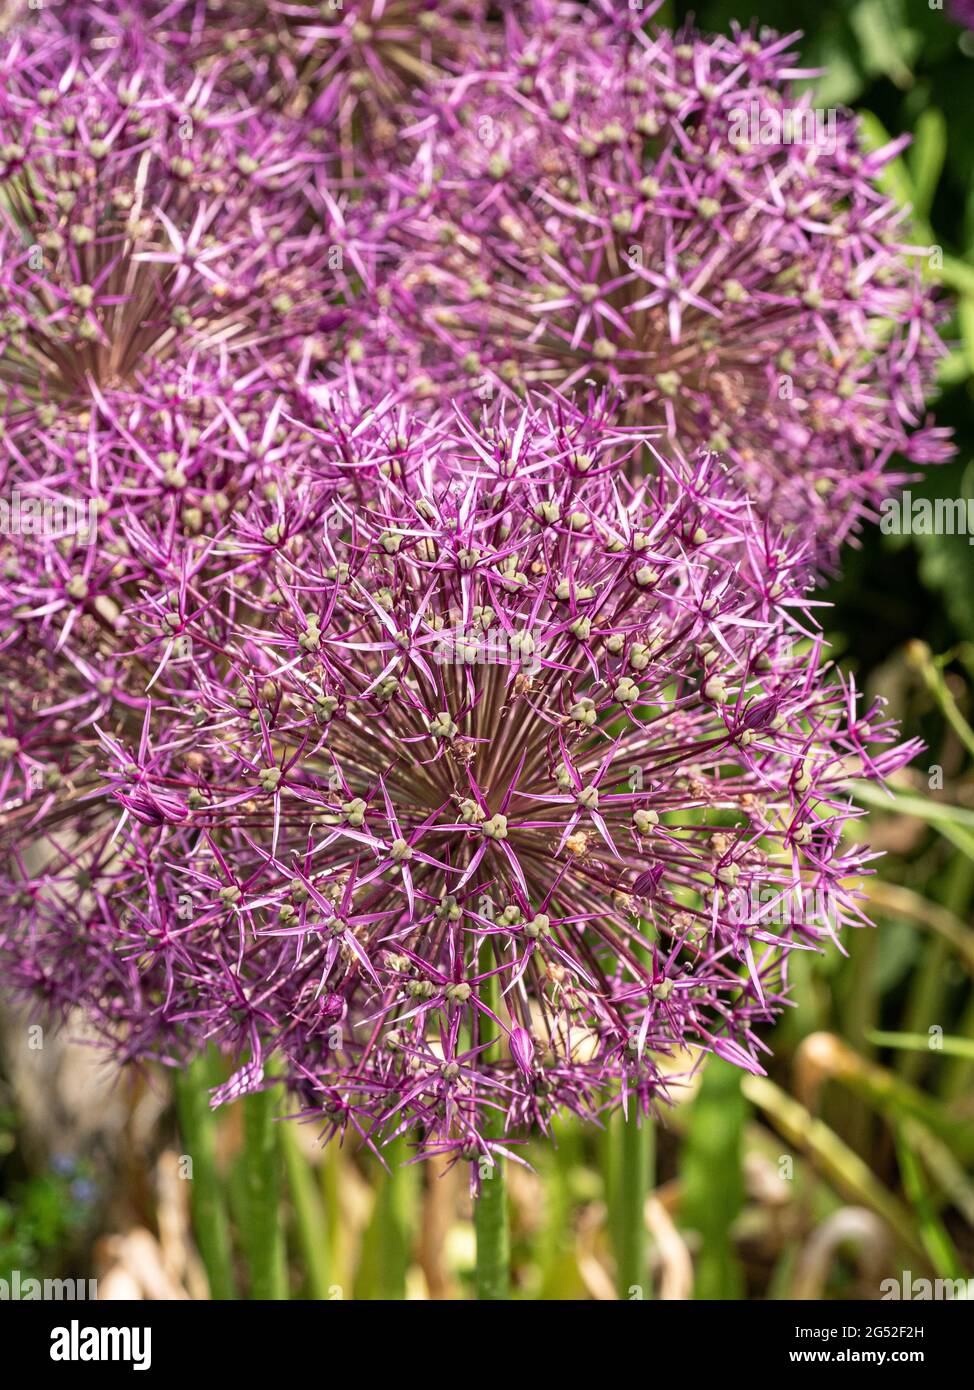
[0,1105,96,1281]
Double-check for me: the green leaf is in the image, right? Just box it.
[857,110,915,208]
[908,108,946,224]
[869,1030,974,1061]
[680,1060,746,1299]
[846,780,974,864]
[850,0,917,88]
[896,1128,965,1280]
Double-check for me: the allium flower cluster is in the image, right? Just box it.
[25,0,498,149]
[378,23,950,548]
[0,377,395,1032]
[0,404,919,1162]
[0,25,383,431]
[0,3,945,1169]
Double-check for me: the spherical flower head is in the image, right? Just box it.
[0,363,355,743]
[0,386,438,1057]
[1,0,179,62]
[32,0,498,143]
[0,357,342,555]
[380,23,951,550]
[0,30,380,427]
[0,403,918,1162]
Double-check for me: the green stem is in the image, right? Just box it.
[173,1055,236,1300]
[613,1108,654,1299]
[355,1137,416,1299]
[280,1119,331,1300]
[319,1141,346,1291]
[243,1078,287,1300]
[743,1074,930,1264]
[474,1133,509,1301]
[475,962,510,1301]
[537,1119,582,1299]
[680,1060,745,1299]
[907,641,974,762]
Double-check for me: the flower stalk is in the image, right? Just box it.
[613,1110,655,1300]
[243,1076,287,1301]
[280,1119,332,1301]
[475,964,510,1301]
[173,1054,236,1300]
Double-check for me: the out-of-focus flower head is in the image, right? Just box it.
[376,22,951,551]
[25,0,499,143]
[0,402,920,1164]
[948,0,974,31]
[0,24,383,432]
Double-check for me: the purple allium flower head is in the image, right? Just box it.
[377,23,951,551]
[949,0,974,30]
[0,374,391,1046]
[0,27,381,426]
[28,0,498,142]
[0,402,920,1162]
